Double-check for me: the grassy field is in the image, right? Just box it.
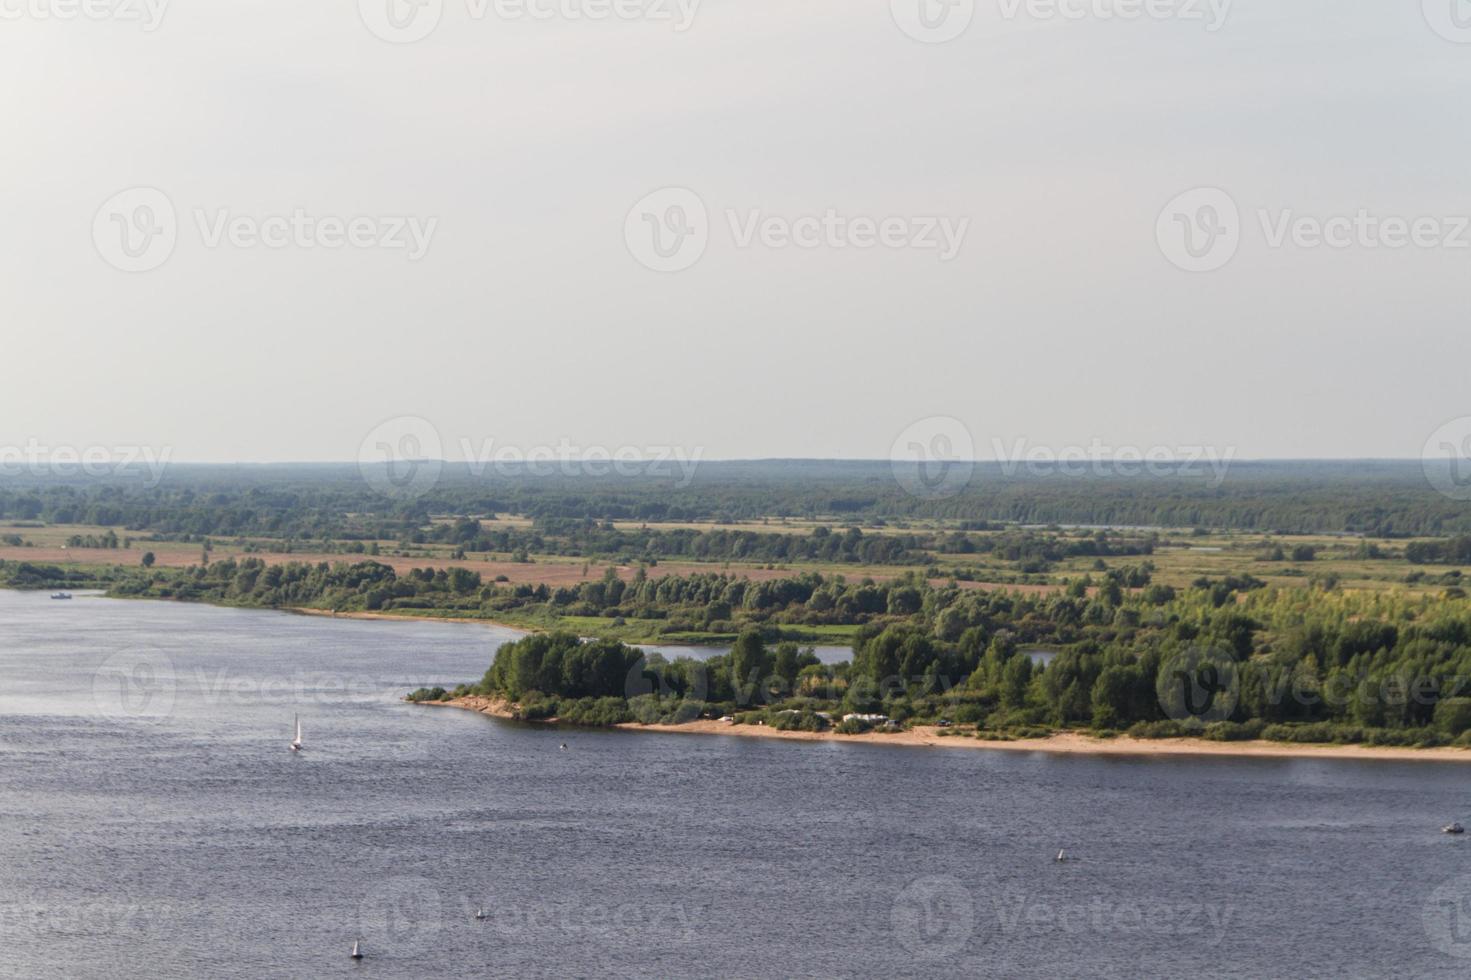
[1,521,1461,602]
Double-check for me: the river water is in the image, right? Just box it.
[3,590,1470,978]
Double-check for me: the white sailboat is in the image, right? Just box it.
[350,940,363,960]
[1055,849,1066,862]
[290,714,303,752]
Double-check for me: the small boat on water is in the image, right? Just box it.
[290,715,303,753]
[475,907,488,921]
[350,940,363,960]
[1055,849,1068,862]
[50,592,72,600]
[1444,823,1464,835]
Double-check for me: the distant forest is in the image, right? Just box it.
[0,459,1466,537]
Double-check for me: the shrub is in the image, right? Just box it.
[1201,720,1265,742]
[556,696,632,727]
[1128,720,1187,739]
[1435,697,1471,736]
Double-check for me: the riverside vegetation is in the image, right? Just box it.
[7,461,1471,747]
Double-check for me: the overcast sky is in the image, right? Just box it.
[2,0,1467,463]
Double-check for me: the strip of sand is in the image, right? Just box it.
[420,697,1471,763]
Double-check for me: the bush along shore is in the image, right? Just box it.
[408,595,1471,752]
[8,552,1471,748]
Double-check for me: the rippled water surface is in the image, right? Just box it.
[3,590,1471,978]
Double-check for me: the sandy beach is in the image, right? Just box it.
[421,696,1471,763]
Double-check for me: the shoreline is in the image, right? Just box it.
[25,587,1471,763]
[285,606,536,634]
[420,694,1471,765]
[423,697,1471,763]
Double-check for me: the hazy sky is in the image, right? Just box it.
[2,0,1468,463]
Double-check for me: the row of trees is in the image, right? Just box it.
[5,459,1471,535]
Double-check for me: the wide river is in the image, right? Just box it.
[4,590,1471,978]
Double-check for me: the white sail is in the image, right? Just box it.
[291,714,303,749]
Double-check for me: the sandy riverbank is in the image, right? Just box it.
[421,697,1471,763]
[287,606,531,631]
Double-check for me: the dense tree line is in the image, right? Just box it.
[432,574,1471,748]
[62,549,1471,745]
[3,459,1470,537]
